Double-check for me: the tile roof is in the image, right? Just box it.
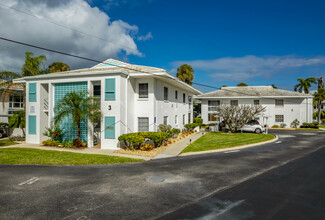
[198,86,313,98]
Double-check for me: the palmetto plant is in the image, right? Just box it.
[0,52,47,107]
[314,88,325,123]
[8,110,25,137]
[54,91,102,141]
[294,77,317,94]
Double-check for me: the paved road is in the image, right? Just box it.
[0,130,324,219]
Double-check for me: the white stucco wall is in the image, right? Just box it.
[23,72,198,150]
[199,97,313,127]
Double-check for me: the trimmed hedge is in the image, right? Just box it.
[194,118,203,126]
[184,123,199,131]
[118,132,169,150]
[300,122,319,129]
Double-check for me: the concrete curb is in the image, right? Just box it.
[179,134,278,157]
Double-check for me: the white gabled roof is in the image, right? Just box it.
[13,58,202,95]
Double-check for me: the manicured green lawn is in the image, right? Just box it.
[0,148,144,165]
[0,139,18,147]
[319,124,325,129]
[182,132,275,153]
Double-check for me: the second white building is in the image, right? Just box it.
[196,86,313,127]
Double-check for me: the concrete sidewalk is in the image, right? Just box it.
[153,131,207,159]
[2,143,150,161]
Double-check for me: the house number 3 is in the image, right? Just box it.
[108,105,112,110]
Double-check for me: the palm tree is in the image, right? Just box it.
[0,52,48,106]
[48,62,70,73]
[176,64,194,85]
[294,77,317,94]
[8,110,25,137]
[314,88,325,123]
[54,91,101,141]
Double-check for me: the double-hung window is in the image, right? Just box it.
[208,100,219,111]
[275,99,284,107]
[164,87,168,101]
[164,116,168,125]
[138,117,149,132]
[230,100,238,106]
[254,100,259,105]
[183,93,186,103]
[139,83,148,98]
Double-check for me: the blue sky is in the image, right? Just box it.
[88,0,325,92]
[1,0,325,92]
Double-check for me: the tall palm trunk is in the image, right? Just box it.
[318,101,322,123]
[77,121,81,141]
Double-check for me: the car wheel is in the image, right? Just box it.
[255,128,261,134]
[0,132,3,138]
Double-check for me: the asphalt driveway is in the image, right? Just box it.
[0,129,324,219]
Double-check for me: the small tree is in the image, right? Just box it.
[54,92,102,143]
[290,119,300,128]
[216,104,266,133]
[8,110,25,137]
[314,88,325,123]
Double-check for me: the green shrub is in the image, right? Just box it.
[280,123,286,128]
[300,122,319,129]
[194,118,203,126]
[158,124,172,133]
[118,132,169,149]
[145,132,169,147]
[272,125,279,128]
[169,128,181,138]
[0,122,9,127]
[290,119,300,128]
[9,136,25,142]
[118,133,146,150]
[184,123,199,131]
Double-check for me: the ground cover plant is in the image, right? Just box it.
[182,132,275,153]
[0,148,144,165]
[0,139,18,147]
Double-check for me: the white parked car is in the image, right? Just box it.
[240,120,265,134]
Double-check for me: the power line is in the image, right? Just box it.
[0,3,140,55]
[0,36,313,105]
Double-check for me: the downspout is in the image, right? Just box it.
[125,74,129,133]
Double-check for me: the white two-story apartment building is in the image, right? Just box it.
[15,59,201,149]
[196,86,313,127]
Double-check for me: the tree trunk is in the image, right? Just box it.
[77,121,81,141]
[318,101,321,123]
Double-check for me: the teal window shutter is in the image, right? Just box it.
[105,116,115,139]
[105,78,116,101]
[29,83,37,102]
[28,115,36,135]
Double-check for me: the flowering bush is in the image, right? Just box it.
[43,126,63,141]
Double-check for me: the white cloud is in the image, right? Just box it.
[0,0,144,73]
[173,55,325,82]
[137,32,153,41]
